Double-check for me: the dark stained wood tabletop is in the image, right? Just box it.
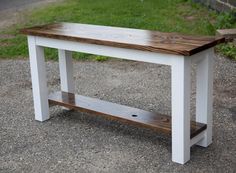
[21,22,225,56]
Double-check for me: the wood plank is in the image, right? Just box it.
[216,29,236,41]
[20,23,225,56]
[48,91,206,139]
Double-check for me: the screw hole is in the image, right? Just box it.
[132,114,138,117]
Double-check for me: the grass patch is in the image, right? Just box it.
[95,56,109,62]
[216,43,236,60]
[0,0,236,60]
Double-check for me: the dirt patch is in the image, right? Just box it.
[0,34,15,39]
[0,42,13,47]
[0,34,15,47]
[185,16,195,21]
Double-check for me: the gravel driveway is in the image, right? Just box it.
[0,55,235,172]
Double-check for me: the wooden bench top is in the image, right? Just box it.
[21,22,225,56]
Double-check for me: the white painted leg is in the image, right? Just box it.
[171,56,191,164]
[28,36,49,122]
[58,50,74,93]
[196,48,214,147]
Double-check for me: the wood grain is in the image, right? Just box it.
[48,91,207,138]
[21,22,225,56]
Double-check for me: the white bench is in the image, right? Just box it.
[21,22,225,164]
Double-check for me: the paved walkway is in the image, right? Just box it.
[0,0,45,11]
[0,0,61,30]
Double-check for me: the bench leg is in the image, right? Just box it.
[196,48,214,147]
[28,36,49,122]
[58,49,74,93]
[171,57,191,164]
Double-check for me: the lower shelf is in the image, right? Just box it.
[48,91,206,139]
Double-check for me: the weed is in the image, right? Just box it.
[216,43,236,60]
[95,56,109,62]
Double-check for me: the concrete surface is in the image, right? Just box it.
[0,0,51,11]
[0,0,62,30]
[0,55,235,172]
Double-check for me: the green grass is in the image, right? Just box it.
[216,43,236,60]
[0,0,236,60]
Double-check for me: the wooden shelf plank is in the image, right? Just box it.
[48,91,206,139]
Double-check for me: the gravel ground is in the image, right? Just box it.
[0,55,235,173]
